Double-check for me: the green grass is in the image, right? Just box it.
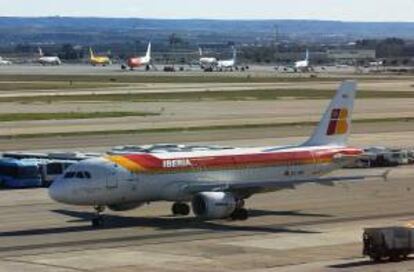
[2,116,414,140]
[2,89,414,103]
[0,82,124,91]
[0,111,159,122]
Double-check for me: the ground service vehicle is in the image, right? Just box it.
[363,227,414,262]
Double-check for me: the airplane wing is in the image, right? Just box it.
[182,171,389,197]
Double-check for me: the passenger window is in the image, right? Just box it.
[76,172,84,179]
[84,172,91,179]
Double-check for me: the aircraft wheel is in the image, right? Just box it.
[172,202,190,216]
[231,208,248,221]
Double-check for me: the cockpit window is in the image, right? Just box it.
[84,172,91,179]
[76,172,84,179]
[64,172,75,178]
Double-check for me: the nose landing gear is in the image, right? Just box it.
[92,205,106,227]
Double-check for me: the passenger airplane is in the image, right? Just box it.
[293,49,311,72]
[216,47,237,71]
[124,42,155,71]
[199,48,218,71]
[89,48,111,66]
[0,57,12,65]
[49,81,385,227]
[38,48,62,66]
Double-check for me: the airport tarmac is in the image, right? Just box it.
[0,165,413,272]
[0,69,413,271]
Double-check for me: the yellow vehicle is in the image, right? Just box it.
[89,48,111,66]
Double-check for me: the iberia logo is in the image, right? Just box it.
[326,108,348,135]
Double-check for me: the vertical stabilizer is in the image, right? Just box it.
[38,47,44,57]
[89,48,94,59]
[305,49,309,61]
[199,47,203,57]
[146,42,152,59]
[303,80,357,146]
[232,47,237,63]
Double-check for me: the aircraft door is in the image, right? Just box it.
[106,168,118,189]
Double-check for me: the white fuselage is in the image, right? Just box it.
[200,57,218,68]
[39,56,61,65]
[217,59,236,69]
[49,144,355,206]
[0,57,12,65]
[294,59,309,70]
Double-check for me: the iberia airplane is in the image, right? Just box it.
[125,42,154,71]
[89,48,112,66]
[49,81,385,227]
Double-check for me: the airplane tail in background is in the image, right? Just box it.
[303,80,357,147]
[199,48,203,57]
[232,47,237,63]
[305,49,309,61]
[38,47,44,57]
[146,42,151,59]
[89,48,95,59]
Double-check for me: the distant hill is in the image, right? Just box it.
[0,17,413,46]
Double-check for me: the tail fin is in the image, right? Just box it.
[199,47,203,57]
[89,47,94,58]
[305,49,309,61]
[232,47,237,63]
[38,47,44,57]
[303,80,357,147]
[146,42,151,59]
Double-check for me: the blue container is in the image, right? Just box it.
[0,158,42,188]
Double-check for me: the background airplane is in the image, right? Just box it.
[216,47,237,71]
[123,42,156,71]
[198,47,218,71]
[38,48,62,65]
[0,56,12,65]
[89,48,112,66]
[293,49,311,72]
[49,81,386,227]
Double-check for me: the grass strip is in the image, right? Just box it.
[0,82,124,91]
[2,89,414,103]
[2,117,414,140]
[0,111,159,122]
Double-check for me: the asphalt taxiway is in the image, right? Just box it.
[0,166,413,272]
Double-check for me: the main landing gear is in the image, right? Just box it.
[91,205,105,227]
[231,199,248,221]
[231,208,249,221]
[172,202,190,216]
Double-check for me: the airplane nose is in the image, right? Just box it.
[48,178,68,203]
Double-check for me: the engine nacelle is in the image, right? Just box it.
[107,203,143,212]
[191,192,237,219]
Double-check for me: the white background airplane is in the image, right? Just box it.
[293,49,311,72]
[198,47,218,71]
[216,47,237,71]
[38,48,62,65]
[49,81,384,227]
[0,56,12,65]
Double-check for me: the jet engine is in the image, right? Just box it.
[107,203,143,212]
[191,192,237,219]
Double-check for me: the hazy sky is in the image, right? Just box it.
[0,0,412,22]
